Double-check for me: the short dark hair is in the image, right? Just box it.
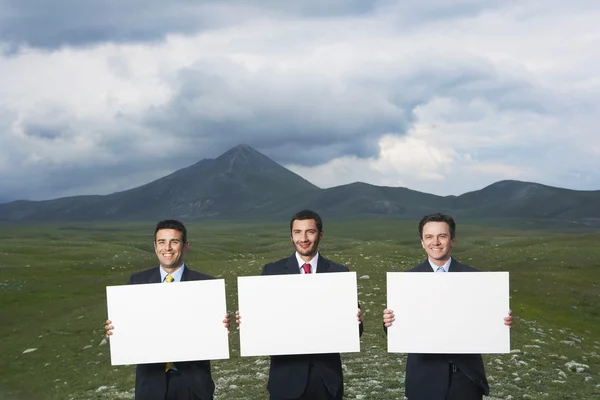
[418,213,456,239]
[290,209,323,233]
[155,219,188,244]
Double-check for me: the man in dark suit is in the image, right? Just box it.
[105,219,230,400]
[383,213,512,400]
[237,209,363,400]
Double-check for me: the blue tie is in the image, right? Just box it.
[436,266,445,272]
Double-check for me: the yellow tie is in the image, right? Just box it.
[165,274,174,371]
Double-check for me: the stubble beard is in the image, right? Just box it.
[296,238,319,259]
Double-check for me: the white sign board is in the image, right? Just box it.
[106,279,229,365]
[387,271,510,354]
[238,272,360,357]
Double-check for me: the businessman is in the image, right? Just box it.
[237,209,363,400]
[105,219,230,400]
[383,213,512,400]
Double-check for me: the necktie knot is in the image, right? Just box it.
[436,266,446,273]
[302,263,311,274]
[165,275,174,282]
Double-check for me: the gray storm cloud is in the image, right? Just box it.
[0,0,380,50]
[0,0,598,201]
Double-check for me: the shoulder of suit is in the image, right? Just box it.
[407,261,430,272]
[451,259,480,272]
[184,267,215,280]
[261,256,291,274]
[319,255,348,272]
[128,267,157,283]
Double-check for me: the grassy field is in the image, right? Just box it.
[0,219,599,399]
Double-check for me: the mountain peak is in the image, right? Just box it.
[215,144,280,172]
[231,143,255,152]
[222,143,260,157]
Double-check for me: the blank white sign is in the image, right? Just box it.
[106,279,229,365]
[238,272,360,357]
[387,271,510,354]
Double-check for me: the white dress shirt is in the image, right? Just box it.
[295,252,319,274]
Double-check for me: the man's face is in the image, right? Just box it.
[290,219,322,261]
[154,229,188,270]
[421,221,455,265]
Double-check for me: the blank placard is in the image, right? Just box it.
[387,271,510,354]
[106,279,229,365]
[238,272,360,357]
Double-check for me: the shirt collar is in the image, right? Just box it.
[428,257,452,272]
[295,252,319,273]
[160,264,186,282]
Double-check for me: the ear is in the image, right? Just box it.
[182,241,190,253]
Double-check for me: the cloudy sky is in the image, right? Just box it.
[1,0,599,202]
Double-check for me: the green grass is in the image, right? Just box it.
[0,220,599,399]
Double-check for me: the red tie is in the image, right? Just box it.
[302,263,311,274]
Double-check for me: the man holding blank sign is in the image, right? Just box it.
[237,210,363,400]
[383,213,512,400]
[105,220,230,400]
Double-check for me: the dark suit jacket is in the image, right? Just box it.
[262,254,364,399]
[404,258,490,400]
[127,266,216,400]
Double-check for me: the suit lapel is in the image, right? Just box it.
[285,255,301,274]
[413,260,432,272]
[148,267,162,283]
[316,254,330,274]
[448,258,462,272]
[181,266,190,281]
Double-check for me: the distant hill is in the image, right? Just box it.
[260,182,452,218]
[453,180,600,219]
[0,144,599,223]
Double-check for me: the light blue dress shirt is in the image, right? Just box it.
[160,264,186,282]
[428,257,452,272]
